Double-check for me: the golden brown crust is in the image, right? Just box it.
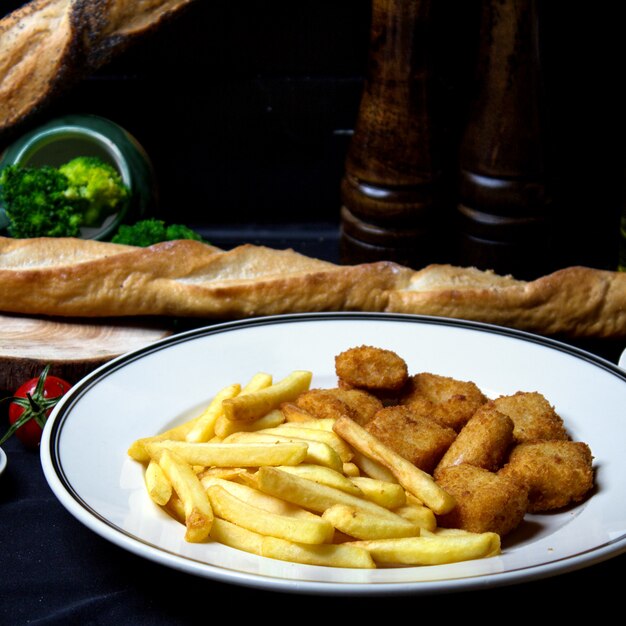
[0,0,197,137]
[435,464,529,537]
[1,236,626,339]
[498,440,594,513]
[0,237,407,318]
[433,406,515,479]
[0,0,79,133]
[388,263,626,338]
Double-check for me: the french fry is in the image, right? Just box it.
[322,504,422,540]
[184,383,242,443]
[213,408,285,439]
[148,447,213,542]
[259,425,353,462]
[349,476,406,509]
[144,459,172,506]
[201,476,324,521]
[333,416,456,515]
[392,504,437,532]
[346,532,501,566]
[256,467,410,524]
[197,467,251,481]
[224,431,343,472]
[342,462,360,477]
[128,415,202,462]
[147,439,308,468]
[222,371,313,422]
[280,402,319,423]
[350,449,397,483]
[242,372,274,393]
[275,464,364,496]
[278,416,336,431]
[206,484,335,544]
[164,492,185,524]
[209,517,264,556]
[261,535,376,569]
[211,372,275,438]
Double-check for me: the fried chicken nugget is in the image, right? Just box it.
[433,405,515,479]
[364,405,457,474]
[435,464,529,537]
[492,391,570,443]
[498,440,594,512]
[335,345,409,393]
[322,388,384,425]
[398,373,488,432]
[294,388,358,421]
[294,387,382,426]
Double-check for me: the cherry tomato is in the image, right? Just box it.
[1,366,72,449]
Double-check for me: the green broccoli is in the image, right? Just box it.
[59,156,129,227]
[0,164,83,238]
[0,157,130,238]
[111,218,205,247]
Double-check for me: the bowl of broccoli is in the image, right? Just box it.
[0,114,158,240]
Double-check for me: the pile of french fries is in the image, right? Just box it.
[128,370,501,569]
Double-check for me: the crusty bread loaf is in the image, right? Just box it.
[388,263,626,339]
[0,0,196,137]
[0,236,407,318]
[1,235,625,339]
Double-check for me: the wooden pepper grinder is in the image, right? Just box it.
[340,0,448,268]
[456,0,555,279]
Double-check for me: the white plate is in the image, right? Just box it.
[40,313,626,595]
[0,447,6,475]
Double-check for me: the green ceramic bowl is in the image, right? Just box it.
[0,114,158,240]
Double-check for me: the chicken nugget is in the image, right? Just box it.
[435,464,529,537]
[498,440,594,512]
[399,373,488,432]
[317,387,383,426]
[364,405,457,474]
[294,388,360,422]
[492,391,569,443]
[335,345,409,392]
[434,405,514,479]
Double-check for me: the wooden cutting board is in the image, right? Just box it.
[0,313,174,392]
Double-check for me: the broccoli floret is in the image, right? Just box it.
[0,165,83,238]
[111,218,205,247]
[58,156,129,227]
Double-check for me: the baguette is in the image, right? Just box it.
[1,235,625,339]
[0,0,197,137]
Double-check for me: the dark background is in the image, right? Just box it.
[1,1,625,268]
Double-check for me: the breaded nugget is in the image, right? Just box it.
[435,464,529,537]
[294,388,361,422]
[498,440,594,512]
[398,372,488,432]
[335,345,409,392]
[319,387,383,426]
[434,405,515,479]
[492,391,569,443]
[364,405,457,473]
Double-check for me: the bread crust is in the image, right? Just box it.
[0,0,196,137]
[388,263,626,338]
[0,236,407,318]
[0,235,625,339]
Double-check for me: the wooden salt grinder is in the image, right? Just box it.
[456,0,555,279]
[340,0,448,268]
